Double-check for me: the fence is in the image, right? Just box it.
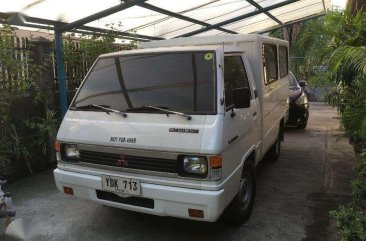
[0,29,131,178]
[0,33,129,114]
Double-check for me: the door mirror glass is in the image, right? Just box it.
[233,87,251,109]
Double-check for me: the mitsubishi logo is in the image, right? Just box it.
[116,153,128,167]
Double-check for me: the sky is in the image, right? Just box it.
[332,0,347,8]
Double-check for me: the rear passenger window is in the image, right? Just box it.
[224,56,250,108]
[262,44,278,85]
[279,46,288,78]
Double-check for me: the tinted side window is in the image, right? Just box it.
[279,46,288,78]
[263,44,278,85]
[224,56,250,108]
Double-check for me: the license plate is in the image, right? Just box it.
[101,175,141,195]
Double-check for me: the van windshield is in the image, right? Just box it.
[72,52,216,114]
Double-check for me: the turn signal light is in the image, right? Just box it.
[210,156,222,169]
[188,209,204,218]
[63,186,74,195]
[54,142,61,152]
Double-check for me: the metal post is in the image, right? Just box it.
[54,30,68,118]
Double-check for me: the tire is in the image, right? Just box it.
[297,121,307,129]
[297,113,309,129]
[223,164,256,224]
[267,133,281,162]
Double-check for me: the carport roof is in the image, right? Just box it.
[0,0,332,118]
[1,0,331,40]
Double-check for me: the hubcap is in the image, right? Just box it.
[238,173,252,211]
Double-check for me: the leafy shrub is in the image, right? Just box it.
[0,25,44,176]
[330,152,366,241]
[330,206,366,241]
[0,23,136,178]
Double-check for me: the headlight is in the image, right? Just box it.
[295,92,308,105]
[183,156,208,175]
[64,145,79,159]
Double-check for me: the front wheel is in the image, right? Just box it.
[223,164,256,224]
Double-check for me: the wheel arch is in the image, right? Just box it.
[243,149,256,169]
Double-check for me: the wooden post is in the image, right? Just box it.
[31,37,54,110]
[30,36,56,164]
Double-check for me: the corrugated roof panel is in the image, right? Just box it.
[269,0,327,21]
[234,16,278,33]
[0,0,331,39]
[23,0,120,23]
[147,0,220,13]
[196,29,223,36]
[258,0,291,8]
[125,0,257,38]
[1,0,36,12]
[87,6,166,33]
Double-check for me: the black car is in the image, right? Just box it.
[287,72,309,129]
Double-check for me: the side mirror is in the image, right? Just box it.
[298,81,308,87]
[233,87,251,109]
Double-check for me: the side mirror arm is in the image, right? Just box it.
[226,105,236,118]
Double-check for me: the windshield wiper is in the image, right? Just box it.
[128,105,192,120]
[74,104,127,118]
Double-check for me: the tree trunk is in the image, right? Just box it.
[348,0,366,14]
[283,23,301,47]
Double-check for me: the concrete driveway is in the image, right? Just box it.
[2,103,356,241]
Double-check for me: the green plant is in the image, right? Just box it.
[0,25,45,176]
[64,22,138,70]
[0,23,136,178]
[330,206,366,241]
[337,79,366,138]
[330,151,366,241]
[0,123,32,175]
[25,110,58,156]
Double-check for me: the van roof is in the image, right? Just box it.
[99,45,242,58]
[139,34,288,49]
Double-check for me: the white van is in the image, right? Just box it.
[54,34,289,223]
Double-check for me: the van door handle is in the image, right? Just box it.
[252,112,257,117]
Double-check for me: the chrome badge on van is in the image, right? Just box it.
[116,153,128,167]
[169,128,199,134]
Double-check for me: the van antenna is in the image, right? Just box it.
[222,42,224,70]
[221,42,225,106]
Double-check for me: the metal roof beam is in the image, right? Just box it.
[0,13,162,41]
[80,25,164,41]
[177,0,299,37]
[34,16,162,40]
[0,18,54,30]
[73,29,149,42]
[246,0,283,25]
[138,2,237,34]
[58,0,147,32]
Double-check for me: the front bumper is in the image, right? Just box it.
[287,103,309,126]
[54,168,226,222]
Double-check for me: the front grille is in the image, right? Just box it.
[76,150,178,173]
[96,190,154,209]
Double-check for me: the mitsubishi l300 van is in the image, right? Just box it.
[54,34,289,223]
